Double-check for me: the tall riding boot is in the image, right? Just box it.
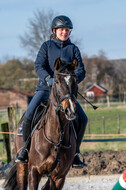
[72,102,88,168]
[15,118,31,164]
[76,115,87,153]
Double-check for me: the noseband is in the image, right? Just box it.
[60,93,76,103]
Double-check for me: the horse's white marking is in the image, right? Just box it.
[69,99,74,112]
[64,75,70,86]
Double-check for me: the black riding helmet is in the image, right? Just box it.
[51,15,73,31]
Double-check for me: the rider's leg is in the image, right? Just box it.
[15,90,49,163]
[72,101,88,167]
[15,117,31,163]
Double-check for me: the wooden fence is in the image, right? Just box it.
[86,115,126,135]
[0,107,17,162]
[0,107,126,162]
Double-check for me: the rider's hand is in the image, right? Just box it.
[45,76,53,87]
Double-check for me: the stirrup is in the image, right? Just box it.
[15,147,29,164]
[72,153,87,169]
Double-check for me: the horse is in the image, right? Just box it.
[3,57,79,190]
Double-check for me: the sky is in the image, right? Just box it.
[0,0,126,62]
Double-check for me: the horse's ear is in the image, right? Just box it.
[72,58,78,70]
[54,57,62,71]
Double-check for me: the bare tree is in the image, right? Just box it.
[20,9,56,58]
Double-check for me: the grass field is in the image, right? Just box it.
[81,104,126,152]
[83,104,126,134]
[0,104,126,161]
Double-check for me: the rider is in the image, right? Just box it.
[15,15,88,167]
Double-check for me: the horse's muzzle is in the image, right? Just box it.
[65,106,77,120]
[61,98,77,120]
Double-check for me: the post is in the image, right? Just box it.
[102,116,105,134]
[87,119,90,134]
[117,115,120,134]
[19,109,23,119]
[1,123,11,163]
[106,95,110,107]
[8,107,17,161]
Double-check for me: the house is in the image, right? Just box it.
[0,88,33,110]
[84,84,107,102]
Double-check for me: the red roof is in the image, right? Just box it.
[85,84,107,96]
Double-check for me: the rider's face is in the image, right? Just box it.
[56,28,71,41]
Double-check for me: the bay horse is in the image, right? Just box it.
[3,57,79,190]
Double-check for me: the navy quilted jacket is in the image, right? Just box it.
[35,38,86,91]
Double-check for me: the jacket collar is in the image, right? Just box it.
[52,38,71,47]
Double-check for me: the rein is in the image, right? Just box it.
[43,111,71,149]
[43,108,72,178]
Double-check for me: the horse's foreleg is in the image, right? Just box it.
[41,176,65,190]
[17,163,28,190]
[53,177,65,190]
[28,166,41,190]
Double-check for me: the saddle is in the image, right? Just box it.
[17,101,49,136]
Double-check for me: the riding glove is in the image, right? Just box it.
[45,75,53,87]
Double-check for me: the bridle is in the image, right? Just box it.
[51,71,77,114]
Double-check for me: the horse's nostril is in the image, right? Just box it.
[65,107,70,115]
[70,112,75,118]
[65,106,76,120]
